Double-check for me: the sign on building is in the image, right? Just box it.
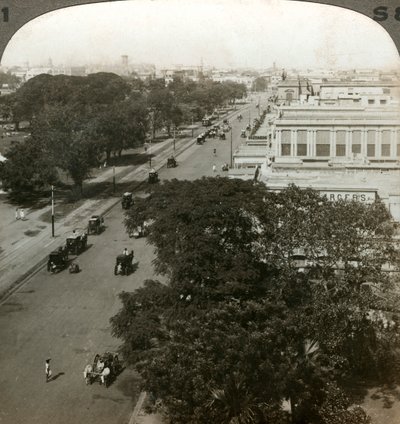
[320,190,376,203]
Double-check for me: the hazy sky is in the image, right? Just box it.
[2,0,399,70]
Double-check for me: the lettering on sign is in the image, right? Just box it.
[320,191,376,203]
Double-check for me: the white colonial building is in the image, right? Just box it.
[274,106,400,162]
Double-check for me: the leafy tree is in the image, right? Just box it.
[112,179,399,423]
[73,72,131,107]
[8,72,132,129]
[31,104,101,194]
[147,88,175,136]
[0,136,58,192]
[3,72,147,195]
[90,98,148,161]
[318,383,371,424]
[0,71,20,88]
[9,73,53,128]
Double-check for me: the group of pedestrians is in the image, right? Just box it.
[15,208,25,220]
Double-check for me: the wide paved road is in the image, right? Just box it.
[0,97,265,424]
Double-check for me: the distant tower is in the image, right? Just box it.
[121,55,128,67]
[273,62,276,71]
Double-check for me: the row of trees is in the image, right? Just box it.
[111,180,400,424]
[0,73,246,193]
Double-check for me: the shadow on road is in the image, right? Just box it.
[49,372,65,382]
[107,152,153,167]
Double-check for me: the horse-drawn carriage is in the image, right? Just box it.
[122,192,133,209]
[47,246,69,273]
[196,134,205,145]
[66,231,87,255]
[114,251,134,275]
[167,156,177,168]
[219,132,226,140]
[129,222,148,239]
[148,169,159,184]
[87,215,105,235]
[83,352,122,387]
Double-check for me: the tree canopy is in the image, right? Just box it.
[111,179,400,424]
[1,73,247,195]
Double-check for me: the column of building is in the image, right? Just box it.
[330,129,335,157]
[291,130,297,157]
[345,129,351,158]
[276,130,282,157]
[376,130,382,159]
[361,128,367,157]
[391,128,396,158]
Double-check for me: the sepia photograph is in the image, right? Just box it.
[0,1,399,423]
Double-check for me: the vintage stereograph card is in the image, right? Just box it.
[0,1,399,423]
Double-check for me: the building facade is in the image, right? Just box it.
[274,106,400,162]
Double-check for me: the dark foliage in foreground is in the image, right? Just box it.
[114,179,398,423]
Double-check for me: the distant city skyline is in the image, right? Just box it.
[1,0,399,71]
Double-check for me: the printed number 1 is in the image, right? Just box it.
[1,7,8,22]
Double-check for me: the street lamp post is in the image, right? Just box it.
[173,126,176,151]
[149,111,154,168]
[113,166,116,193]
[51,185,55,237]
[149,141,152,168]
[230,128,233,168]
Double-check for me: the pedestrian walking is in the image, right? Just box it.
[212,164,216,172]
[15,208,20,220]
[19,208,25,220]
[45,358,52,382]
[213,148,217,156]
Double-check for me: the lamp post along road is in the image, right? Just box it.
[113,166,116,193]
[230,128,233,168]
[51,185,55,237]
[149,110,154,168]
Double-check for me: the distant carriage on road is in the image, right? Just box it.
[87,215,105,235]
[196,133,206,145]
[66,232,87,255]
[114,251,134,275]
[148,170,159,184]
[47,246,69,273]
[122,192,133,209]
[84,352,122,387]
[167,157,177,168]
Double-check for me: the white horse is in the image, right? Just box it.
[100,367,110,386]
[83,364,93,385]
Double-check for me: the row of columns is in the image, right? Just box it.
[275,128,400,158]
